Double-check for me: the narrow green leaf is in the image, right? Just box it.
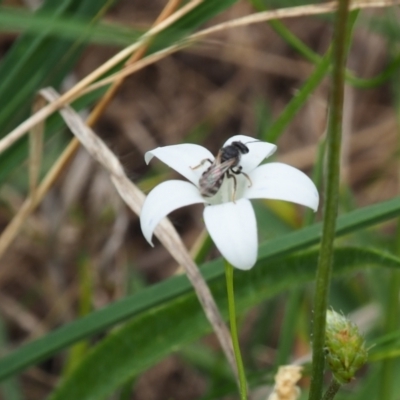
[1,197,400,381]
[48,247,400,400]
[0,319,22,400]
[265,53,331,143]
[0,0,116,134]
[0,6,141,46]
[149,0,239,52]
[0,0,116,185]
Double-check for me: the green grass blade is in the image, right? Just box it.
[0,0,116,185]
[0,319,22,400]
[248,0,320,63]
[264,53,331,143]
[0,6,140,47]
[48,247,400,400]
[149,0,239,52]
[1,197,400,381]
[0,0,116,135]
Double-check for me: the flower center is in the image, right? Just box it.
[203,173,248,205]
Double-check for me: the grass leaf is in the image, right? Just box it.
[1,196,400,381]
[48,247,400,400]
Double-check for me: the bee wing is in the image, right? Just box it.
[200,159,234,185]
[219,158,237,172]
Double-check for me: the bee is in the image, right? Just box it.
[191,141,253,201]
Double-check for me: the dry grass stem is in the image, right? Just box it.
[193,0,400,39]
[0,138,80,259]
[60,0,400,100]
[39,87,238,382]
[86,0,184,125]
[156,0,184,22]
[81,42,187,96]
[29,95,46,195]
[0,0,201,155]
[0,292,47,335]
[0,0,185,261]
[0,0,397,156]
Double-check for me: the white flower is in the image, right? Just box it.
[140,135,319,270]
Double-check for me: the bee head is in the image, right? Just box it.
[231,141,249,155]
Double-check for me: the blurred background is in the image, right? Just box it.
[0,0,400,399]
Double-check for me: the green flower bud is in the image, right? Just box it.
[325,309,368,384]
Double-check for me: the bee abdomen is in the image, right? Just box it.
[200,186,220,197]
[199,175,224,197]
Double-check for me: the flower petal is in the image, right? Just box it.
[141,180,205,245]
[223,135,277,173]
[244,163,319,211]
[203,199,258,270]
[145,144,214,186]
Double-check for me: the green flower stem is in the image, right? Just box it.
[308,1,351,400]
[322,379,342,400]
[224,260,247,400]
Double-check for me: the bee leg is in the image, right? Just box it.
[191,158,213,170]
[227,170,238,203]
[231,166,252,188]
[242,172,252,188]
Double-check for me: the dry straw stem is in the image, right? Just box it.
[40,87,238,381]
[0,0,189,261]
[193,0,400,39]
[0,0,398,155]
[73,0,400,100]
[29,95,46,195]
[0,0,203,155]
[85,0,185,125]
[0,292,47,336]
[61,0,186,178]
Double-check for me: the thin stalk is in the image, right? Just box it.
[225,261,247,400]
[378,58,400,400]
[322,379,341,400]
[308,1,351,399]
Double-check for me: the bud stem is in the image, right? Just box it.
[322,379,342,400]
